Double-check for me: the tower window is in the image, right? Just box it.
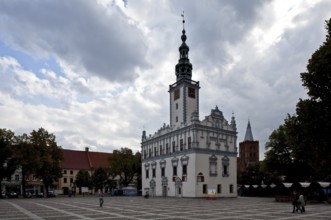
[188,87,195,98]
[174,89,180,100]
[176,103,178,109]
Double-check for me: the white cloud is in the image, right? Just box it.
[0,0,330,158]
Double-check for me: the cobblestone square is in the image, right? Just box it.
[1,196,330,220]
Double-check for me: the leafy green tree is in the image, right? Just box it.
[264,18,331,181]
[13,133,39,198]
[264,124,293,179]
[30,128,63,197]
[92,167,108,191]
[108,148,141,187]
[289,18,331,180]
[75,170,92,192]
[0,128,17,196]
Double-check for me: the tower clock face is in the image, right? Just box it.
[188,87,195,98]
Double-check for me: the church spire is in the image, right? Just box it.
[244,119,254,141]
[175,11,193,81]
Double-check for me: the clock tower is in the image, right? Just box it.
[169,15,200,127]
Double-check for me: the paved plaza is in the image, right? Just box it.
[0,196,330,220]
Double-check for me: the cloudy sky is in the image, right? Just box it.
[0,0,330,159]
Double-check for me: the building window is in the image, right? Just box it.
[145,163,150,179]
[149,149,152,158]
[63,170,67,174]
[197,172,204,182]
[180,139,184,151]
[15,175,19,181]
[160,145,163,155]
[217,184,222,194]
[182,164,187,175]
[166,143,170,154]
[209,154,217,176]
[173,166,177,176]
[222,156,230,177]
[64,178,67,183]
[230,184,234,193]
[176,116,178,122]
[70,170,73,175]
[223,165,228,175]
[188,87,195,98]
[203,184,208,194]
[174,89,180,100]
[154,147,157,157]
[152,168,156,178]
[188,137,192,149]
[70,178,73,183]
[172,141,176,152]
[161,167,165,177]
[176,103,178,109]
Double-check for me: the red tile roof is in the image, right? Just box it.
[88,151,112,169]
[61,149,112,170]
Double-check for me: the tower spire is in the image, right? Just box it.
[175,12,193,81]
[244,119,254,141]
[181,11,185,30]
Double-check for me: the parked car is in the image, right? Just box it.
[1,191,6,198]
[47,191,56,197]
[36,192,44,198]
[7,192,18,198]
[25,192,33,198]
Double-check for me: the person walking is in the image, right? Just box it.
[98,189,104,207]
[292,191,301,213]
[298,194,305,213]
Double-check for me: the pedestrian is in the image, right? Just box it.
[98,189,104,207]
[298,194,305,213]
[292,191,301,213]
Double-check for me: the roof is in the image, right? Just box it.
[62,149,90,170]
[244,120,254,141]
[61,149,112,170]
[88,151,112,169]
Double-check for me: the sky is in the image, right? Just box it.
[0,0,330,159]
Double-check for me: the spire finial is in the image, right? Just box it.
[181,11,185,30]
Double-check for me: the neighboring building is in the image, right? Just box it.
[141,18,238,198]
[58,147,113,194]
[1,164,22,196]
[237,120,259,172]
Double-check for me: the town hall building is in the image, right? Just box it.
[141,17,238,198]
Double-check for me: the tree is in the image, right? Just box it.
[13,133,39,198]
[0,128,17,196]
[75,170,92,192]
[92,167,108,192]
[291,18,331,180]
[30,128,63,197]
[108,148,141,187]
[264,18,331,181]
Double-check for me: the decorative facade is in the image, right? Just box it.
[141,17,238,198]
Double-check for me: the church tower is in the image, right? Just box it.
[238,120,259,171]
[169,15,200,127]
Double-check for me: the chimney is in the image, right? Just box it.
[85,147,89,152]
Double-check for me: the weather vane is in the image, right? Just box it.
[181,10,185,30]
